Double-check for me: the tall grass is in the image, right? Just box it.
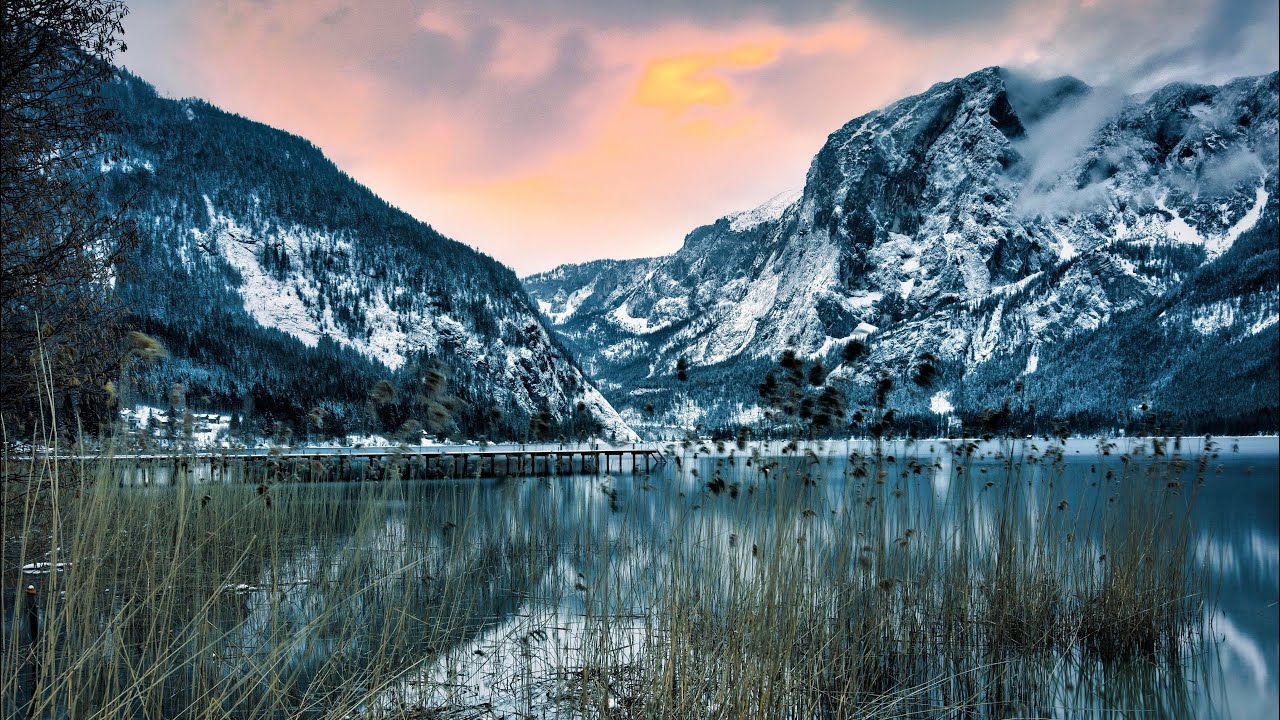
[2,434,1217,718]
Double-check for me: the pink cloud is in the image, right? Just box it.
[120,0,1277,274]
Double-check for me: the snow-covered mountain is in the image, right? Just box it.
[102,71,634,442]
[524,67,1279,435]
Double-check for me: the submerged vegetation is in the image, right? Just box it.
[2,430,1223,717]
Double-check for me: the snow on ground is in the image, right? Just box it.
[22,561,70,575]
[100,157,154,173]
[1208,185,1268,260]
[1153,186,1267,262]
[847,292,883,308]
[990,271,1043,297]
[1055,233,1078,261]
[121,405,232,446]
[853,322,878,340]
[609,302,673,335]
[538,279,597,325]
[579,384,642,443]
[197,205,326,349]
[969,301,1004,364]
[1250,314,1278,336]
[695,267,780,365]
[929,391,954,414]
[599,338,647,362]
[340,434,400,448]
[871,233,923,299]
[727,187,802,232]
[1185,291,1280,336]
[944,231,993,299]
[198,196,435,370]
[1191,300,1238,334]
[1155,193,1204,246]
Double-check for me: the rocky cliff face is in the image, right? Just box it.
[525,68,1279,435]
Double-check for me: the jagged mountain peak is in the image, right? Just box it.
[525,68,1277,437]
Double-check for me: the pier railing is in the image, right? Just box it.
[11,443,668,485]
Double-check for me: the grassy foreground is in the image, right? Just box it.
[1,437,1216,718]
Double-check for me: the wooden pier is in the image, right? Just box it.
[42,444,668,485]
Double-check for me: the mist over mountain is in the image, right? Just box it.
[524,67,1279,437]
[101,71,635,442]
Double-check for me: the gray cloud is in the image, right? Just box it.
[1023,0,1279,92]
[430,0,851,28]
[1122,0,1275,89]
[1196,148,1266,195]
[394,0,1030,33]
[388,27,604,174]
[1199,0,1271,58]
[1013,87,1129,218]
[472,30,600,160]
[415,0,1019,32]
[853,0,1018,31]
[368,21,501,99]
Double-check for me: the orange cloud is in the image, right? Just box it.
[129,0,1249,275]
[634,43,780,115]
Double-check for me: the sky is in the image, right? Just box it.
[119,0,1278,275]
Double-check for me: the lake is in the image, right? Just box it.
[4,437,1277,718]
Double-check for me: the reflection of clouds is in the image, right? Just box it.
[1197,529,1280,586]
[1211,609,1270,691]
[1198,535,1238,575]
[1250,530,1280,585]
[932,451,951,498]
[379,555,651,712]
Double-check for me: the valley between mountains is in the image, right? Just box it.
[107,67,1277,441]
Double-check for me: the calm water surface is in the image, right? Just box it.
[11,438,1279,717]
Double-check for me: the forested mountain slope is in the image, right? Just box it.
[102,71,634,442]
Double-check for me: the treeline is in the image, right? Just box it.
[125,317,606,443]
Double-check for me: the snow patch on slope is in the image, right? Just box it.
[579,382,641,442]
[727,188,802,232]
[199,195,426,370]
[1250,314,1278,336]
[197,213,323,347]
[1186,291,1280,336]
[538,279,597,325]
[1155,186,1267,261]
[930,392,954,414]
[610,302,675,335]
[101,157,153,173]
[969,302,1005,364]
[699,268,780,365]
[1209,185,1268,260]
[1156,194,1204,246]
